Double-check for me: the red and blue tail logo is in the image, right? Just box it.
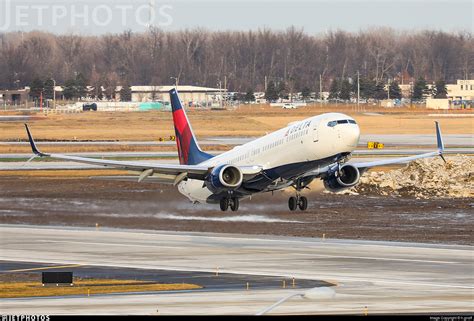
[169,89,213,165]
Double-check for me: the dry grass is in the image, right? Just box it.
[0,278,201,298]
[0,169,130,177]
[0,105,472,144]
[0,144,231,154]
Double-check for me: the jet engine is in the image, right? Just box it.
[323,164,360,193]
[206,165,243,193]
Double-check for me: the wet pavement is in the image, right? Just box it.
[0,176,472,245]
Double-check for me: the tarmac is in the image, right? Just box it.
[1,133,473,147]
[0,225,472,315]
[0,260,328,291]
[1,148,473,159]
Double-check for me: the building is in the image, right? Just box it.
[0,86,65,107]
[426,80,473,109]
[425,98,451,110]
[116,85,226,106]
[0,88,30,105]
[0,85,226,108]
[446,80,474,101]
[398,79,473,109]
[398,83,435,99]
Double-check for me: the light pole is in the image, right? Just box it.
[387,78,391,100]
[256,286,336,315]
[170,77,179,88]
[319,74,323,107]
[52,79,56,109]
[357,71,360,112]
[218,80,223,109]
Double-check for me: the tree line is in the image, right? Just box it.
[325,77,448,102]
[260,77,448,103]
[28,73,133,102]
[0,27,472,95]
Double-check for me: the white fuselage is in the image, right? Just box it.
[178,113,360,203]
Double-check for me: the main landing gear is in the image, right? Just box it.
[288,195,308,211]
[288,177,310,211]
[220,197,239,212]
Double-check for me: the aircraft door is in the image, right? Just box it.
[312,122,319,142]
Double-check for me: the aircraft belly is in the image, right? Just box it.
[177,179,213,204]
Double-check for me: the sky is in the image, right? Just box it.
[0,0,472,35]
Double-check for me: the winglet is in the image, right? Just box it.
[24,124,45,156]
[435,121,446,163]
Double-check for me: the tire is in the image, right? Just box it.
[288,197,298,211]
[220,198,229,211]
[298,196,308,211]
[230,198,239,212]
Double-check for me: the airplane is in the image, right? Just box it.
[24,88,446,212]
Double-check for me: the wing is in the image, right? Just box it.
[24,124,262,184]
[351,121,445,171]
[298,121,445,182]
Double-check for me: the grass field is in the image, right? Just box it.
[1,105,472,143]
[0,278,201,298]
[0,144,230,154]
[0,169,130,177]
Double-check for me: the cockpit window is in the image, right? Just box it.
[327,119,357,127]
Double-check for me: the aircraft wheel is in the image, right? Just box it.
[288,196,298,211]
[230,198,239,212]
[220,198,229,211]
[298,196,308,211]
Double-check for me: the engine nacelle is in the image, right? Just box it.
[206,164,243,193]
[323,164,360,193]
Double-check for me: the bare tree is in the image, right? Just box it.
[0,28,472,91]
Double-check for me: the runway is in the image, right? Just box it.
[1,148,473,159]
[1,133,473,147]
[0,225,472,315]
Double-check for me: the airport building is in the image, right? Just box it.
[397,79,473,109]
[426,79,474,109]
[446,79,474,101]
[0,88,30,105]
[116,85,226,106]
[0,85,226,108]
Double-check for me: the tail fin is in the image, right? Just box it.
[169,88,213,165]
[435,121,446,163]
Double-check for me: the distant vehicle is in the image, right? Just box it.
[83,103,97,111]
[327,98,347,104]
[282,103,297,109]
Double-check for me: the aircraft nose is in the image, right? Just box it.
[345,124,360,148]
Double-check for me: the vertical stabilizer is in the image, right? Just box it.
[169,88,213,165]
